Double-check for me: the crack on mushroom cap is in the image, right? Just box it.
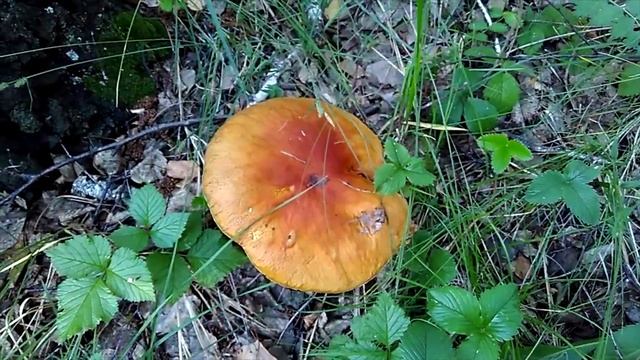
[358,207,386,235]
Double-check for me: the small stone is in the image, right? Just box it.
[130,149,167,184]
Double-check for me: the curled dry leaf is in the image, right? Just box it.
[234,340,276,360]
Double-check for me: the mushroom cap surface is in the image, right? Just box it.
[203,97,408,293]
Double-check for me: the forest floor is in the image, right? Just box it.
[1,0,640,359]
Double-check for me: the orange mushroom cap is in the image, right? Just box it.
[202,97,409,293]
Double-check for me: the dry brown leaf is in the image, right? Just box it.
[512,254,531,280]
[166,160,199,181]
[235,340,276,360]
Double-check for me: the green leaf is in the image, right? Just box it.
[517,23,546,55]
[483,72,521,114]
[404,158,435,187]
[432,90,465,125]
[55,278,119,341]
[563,182,601,225]
[128,184,166,227]
[146,252,191,304]
[374,163,406,195]
[351,292,410,346]
[565,160,600,183]
[457,334,500,360]
[525,171,566,204]
[158,0,174,12]
[479,284,522,341]
[488,22,509,33]
[150,212,189,248]
[428,287,482,335]
[384,138,412,166]
[104,248,155,302]
[604,324,640,359]
[464,98,499,134]
[503,11,522,29]
[398,321,454,360]
[478,133,532,173]
[525,162,601,225]
[343,342,388,360]
[110,226,149,252]
[423,247,457,288]
[187,229,247,287]
[176,210,204,251]
[452,67,485,92]
[47,235,111,278]
[464,46,497,59]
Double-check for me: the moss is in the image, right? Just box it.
[84,11,170,106]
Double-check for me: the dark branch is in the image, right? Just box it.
[0,117,222,207]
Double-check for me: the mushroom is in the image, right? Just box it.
[202,97,409,293]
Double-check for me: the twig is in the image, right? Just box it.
[0,117,222,207]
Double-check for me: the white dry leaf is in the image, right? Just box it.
[188,0,225,13]
[155,295,200,335]
[186,0,204,11]
[166,160,199,181]
[234,340,276,360]
[180,68,197,92]
[142,0,158,7]
[366,60,404,86]
[130,149,167,184]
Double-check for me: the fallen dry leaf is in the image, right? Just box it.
[366,59,404,86]
[235,340,276,360]
[512,254,531,280]
[324,0,342,21]
[166,160,199,181]
[130,149,167,184]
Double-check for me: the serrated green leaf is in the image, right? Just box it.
[150,212,189,248]
[55,278,119,341]
[128,185,166,227]
[186,229,246,287]
[525,171,565,205]
[146,252,191,304]
[503,11,522,29]
[478,133,532,173]
[343,341,388,360]
[479,284,522,341]
[104,248,155,302]
[565,160,600,183]
[432,90,465,125]
[452,67,485,92]
[374,163,407,195]
[384,138,412,166]
[488,22,509,33]
[457,334,500,360]
[464,46,497,59]
[176,210,204,251]
[404,159,435,187]
[508,139,533,161]
[428,287,482,335]
[563,182,600,225]
[110,226,149,252]
[423,247,457,288]
[47,235,111,278]
[464,98,498,135]
[483,72,521,114]
[398,321,454,360]
[351,292,410,346]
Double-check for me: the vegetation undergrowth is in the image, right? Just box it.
[2,0,640,359]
